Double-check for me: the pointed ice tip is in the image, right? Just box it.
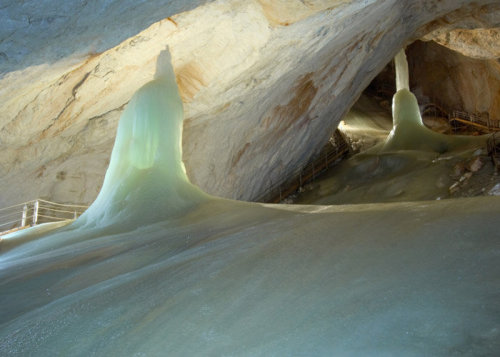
[155,47,175,80]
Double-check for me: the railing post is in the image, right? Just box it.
[32,200,39,225]
[21,204,27,227]
[74,210,77,219]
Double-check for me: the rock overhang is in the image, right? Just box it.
[0,0,499,207]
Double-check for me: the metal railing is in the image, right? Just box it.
[0,199,88,236]
[420,97,500,133]
[255,130,350,203]
[449,110,500,131]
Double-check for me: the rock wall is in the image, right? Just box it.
[408,40,500,122]
[1,0,499,207]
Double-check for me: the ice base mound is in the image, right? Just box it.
[377,89,484,154]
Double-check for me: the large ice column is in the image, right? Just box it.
[0,50,209,253]
[394,49,409,92]
[392,49,420,128]
[74,49,207,229]
[378,48,483,153]
[383,88,441,151]
[380,49,441,151]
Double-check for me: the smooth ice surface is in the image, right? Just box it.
[395,49,409,92]
[380,49,483,154]
[1,49,499,356]
[76,50,208,230]
[1,198,499,355]
[294,145,496,205]
[1,49,208,261]
[380,89,483,154]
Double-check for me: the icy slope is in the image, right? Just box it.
[1,197,499,355]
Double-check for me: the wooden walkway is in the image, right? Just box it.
[421,102,500,133]
[449,110,500,133]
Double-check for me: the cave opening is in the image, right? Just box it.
[284,40,500,205]
[362,39,500,137]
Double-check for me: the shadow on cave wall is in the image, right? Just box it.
[0,0,211,76]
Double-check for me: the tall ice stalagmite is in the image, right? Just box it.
[75,49,208,229]
[380,48,482,153]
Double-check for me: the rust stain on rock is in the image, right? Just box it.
[34,165,46,178]
[232,142,251,168]
[216,102,231,114]
[257,0,349,27]
[257,0,299,26]
[166,17,178,27]
[176,62,208,102]
[262,72,318,134]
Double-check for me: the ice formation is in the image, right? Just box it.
[0,49,499,356]
[394,49,409,92]
[75,50,208,230]
[379,49,484,154]
[295,49,493,205]
[0,50,208,258]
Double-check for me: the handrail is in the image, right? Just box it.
[37,199,89,208]
[421,98,499,133]
[449,112,500,132]
[0,201,31,212]
[0,199,88,236]
[255,130,350,203]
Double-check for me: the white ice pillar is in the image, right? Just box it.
[395,49,409,91]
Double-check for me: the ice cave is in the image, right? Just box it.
[1,1,500,356]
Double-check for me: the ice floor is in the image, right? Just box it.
[1,196,500,356]
[293,143,500,205]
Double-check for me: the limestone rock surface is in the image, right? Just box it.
[419,3,500,59]
[1,0,499,207]
[424,28,500,59]
[409,40,500,122]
